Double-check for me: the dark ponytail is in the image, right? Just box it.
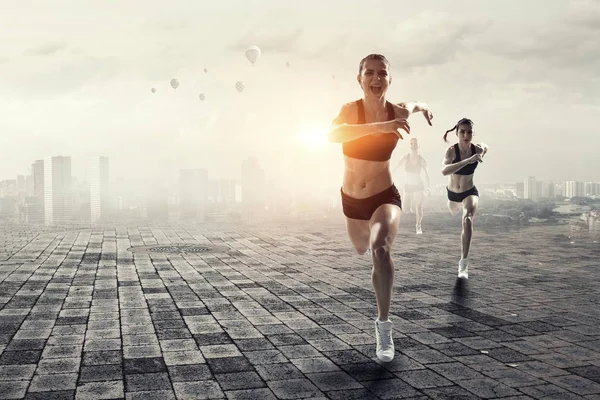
[443,118,473,143]
[443,125,457,143]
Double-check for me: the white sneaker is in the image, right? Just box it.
[458,258,469,279]
[416,224,422,235]
[375,320,394,362]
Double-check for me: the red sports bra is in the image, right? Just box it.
[342,99,398,161]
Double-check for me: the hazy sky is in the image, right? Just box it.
[1,0,599,192]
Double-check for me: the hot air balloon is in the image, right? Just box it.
[286,61,291,68]
[170,78,179,89]
[199,93,206,101]
[245,45,261,66]
[235,81,245,93]
[151,88,156,94]
[203,68,208,73]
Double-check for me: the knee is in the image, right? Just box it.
[462,213,474,225]
[371,242,392,263]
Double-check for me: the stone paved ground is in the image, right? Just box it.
[0,217,599,399]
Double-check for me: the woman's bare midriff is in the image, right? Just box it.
[447,173,475,193]
[342,156,393,199]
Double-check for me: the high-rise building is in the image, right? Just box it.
[564,181,585,198]
[541,182,555,199]
[25,175,33,197]
[16,175,26,196]
[90,156,110,223]
[44,156,72,225]
[524,176,538,201]
[24,160,45,223]
[584,181,600,197]
[555,182,564,198]
[33,160,44,198]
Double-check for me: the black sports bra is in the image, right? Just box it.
[342,100,398,161]
[452,143,478,175]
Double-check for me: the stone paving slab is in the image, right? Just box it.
[0,218,599,399]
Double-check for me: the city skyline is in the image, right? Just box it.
[2,152,599,227]
[2,153,600,190]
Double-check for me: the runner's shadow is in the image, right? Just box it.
[451,277,469,306]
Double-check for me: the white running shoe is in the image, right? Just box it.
[458,258,469,279]
[375,319,394,362]
[416,224,422,235]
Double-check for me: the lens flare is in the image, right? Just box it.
[295,125,328,151]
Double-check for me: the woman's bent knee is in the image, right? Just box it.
[462,214,474,228]
[372,244,392,263]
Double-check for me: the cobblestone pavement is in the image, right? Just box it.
[0,219,599,399]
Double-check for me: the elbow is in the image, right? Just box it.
[441,169,450,176]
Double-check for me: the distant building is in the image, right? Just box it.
[25,160,45,223]
[564,181,585,198]
[524,176,538,201]
[584,181,600,197]
[90,157,110,223]
[44,156,72,225]
[541,182,555,199]
[16,175,26,196]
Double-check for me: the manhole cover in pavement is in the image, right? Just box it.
[127,244,230,254]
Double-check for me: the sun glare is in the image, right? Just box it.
[295,125,329,151]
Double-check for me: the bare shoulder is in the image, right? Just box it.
[341,101,358,113]
[443,145,455,161]
[392,103,410,119]
[333,101,359,125]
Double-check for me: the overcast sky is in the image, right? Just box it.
[1,0,598,192]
